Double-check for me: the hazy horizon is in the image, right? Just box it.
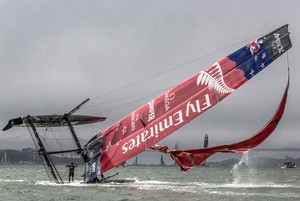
[1,1,299,154]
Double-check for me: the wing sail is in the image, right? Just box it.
[151,72,289,171]
[84,25,292,182]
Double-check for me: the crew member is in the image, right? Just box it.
[66,162,78,182]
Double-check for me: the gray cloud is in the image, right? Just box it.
[1,0,299,151]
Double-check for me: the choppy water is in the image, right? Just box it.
[0,161,300,201]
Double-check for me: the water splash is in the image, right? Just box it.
[231,152,254,184]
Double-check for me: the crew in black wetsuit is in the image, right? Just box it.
[66,162,78,182]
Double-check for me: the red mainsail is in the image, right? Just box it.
[84,25,292,182]
[151,72,289,171]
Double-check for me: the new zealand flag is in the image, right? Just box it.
[228,24,292,80]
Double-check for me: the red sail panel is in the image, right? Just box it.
[151,75,289,171]
[98,26,291,174]
[83,25,292,182]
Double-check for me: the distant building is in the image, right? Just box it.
[202,134,209,166]
[132,156,138,165]
[204,134,209,148]
[160,155,165,166]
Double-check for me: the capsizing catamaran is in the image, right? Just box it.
[3,25,292,184]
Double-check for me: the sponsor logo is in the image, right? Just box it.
[164,92,175,112]
[272,33,284,54]
[121,60,233,155]
[131,112,139,131]
[90,162,96,174]
[148,100,155,122]
[122,93,211,154]
[248,39,264,55]
[197,62,235,94]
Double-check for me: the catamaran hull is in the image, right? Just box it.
[2,115,106,131]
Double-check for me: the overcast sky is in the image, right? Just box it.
[1,0,299,152]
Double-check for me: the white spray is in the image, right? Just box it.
[231,152,255,184]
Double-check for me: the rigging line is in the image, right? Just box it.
[286,51,290,89]
[41,138,77,141]
[73,127,100,134]
[85,87,170,108]
[89,33,264,102]
[78,137,88,144]
[42,128,49,140]
[91,88,165,115]
[49,127,65,151]
[39,131,64,152]
[76,126,101,134]
[55,100,88,117]
[286,50,290,70]
[39,135,55,151]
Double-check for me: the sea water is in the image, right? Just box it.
[0,158,300,201]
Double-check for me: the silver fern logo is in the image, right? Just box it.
[197,62,235,94]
